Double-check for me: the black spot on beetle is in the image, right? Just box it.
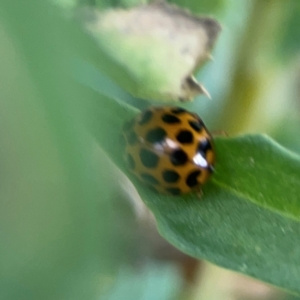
[171,107,186,114]
[162,170,180,183]
[189,120,204,132]
[139,110,153,125]
[170,149,188,166]
[161,114,181,124]
[145,127,167,144]
[186,170,201,187]
[176,130,194,144]
[141,173,159,185]
[197,139,212,157]
[140,149,159,168]
[165,187,181,195]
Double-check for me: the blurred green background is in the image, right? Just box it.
[0,0,300,300]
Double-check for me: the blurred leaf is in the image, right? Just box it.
[271,116,300,155]
[74,58,131,100]
[277,1,300,61]
[52,0,79,10]
[89,95,300,295]
[102,263,182,300]
[216,0,287,135]
[0,1,128,299]
[82,2,221,102]
[95,0,148,9]
[168,0,224,14]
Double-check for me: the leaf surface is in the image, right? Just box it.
[91,95,300,295]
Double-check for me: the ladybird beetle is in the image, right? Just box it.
[122,106,215,195]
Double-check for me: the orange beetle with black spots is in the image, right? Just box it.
[122,106,215,195]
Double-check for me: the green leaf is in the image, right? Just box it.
[213,135,300,219]
[90,96,300,295]
[0,1,127,299]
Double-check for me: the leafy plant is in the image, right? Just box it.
[2,0,300,299]
[91,94,300,296]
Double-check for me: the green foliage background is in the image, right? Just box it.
[1,0,300,299]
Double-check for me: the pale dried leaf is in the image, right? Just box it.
[84,2,221,102]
